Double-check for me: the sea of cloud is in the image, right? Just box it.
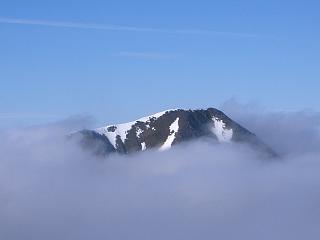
[0,104,320,240]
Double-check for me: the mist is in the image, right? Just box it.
[1,105,320,240]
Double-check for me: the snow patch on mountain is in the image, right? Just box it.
[211,117,233,142]
[141,142,146,151]
[159,117,180,151]
[136,127,143,138]
[94,127,117,148]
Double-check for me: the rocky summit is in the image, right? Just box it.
[73,108,276,157]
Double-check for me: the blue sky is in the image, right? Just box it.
[1,0,319,128]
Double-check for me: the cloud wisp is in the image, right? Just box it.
[0,17,267,38]
[0,105,320,240]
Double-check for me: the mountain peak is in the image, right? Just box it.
[74,108,276,157]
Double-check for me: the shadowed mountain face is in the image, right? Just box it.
[73,108,276,157]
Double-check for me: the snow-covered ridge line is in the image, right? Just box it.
[95,109,178,147]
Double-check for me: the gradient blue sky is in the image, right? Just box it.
[1,0,319,128]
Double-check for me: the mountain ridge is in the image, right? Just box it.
[73,108,276,157]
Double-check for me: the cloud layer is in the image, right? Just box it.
[1,105,320,240]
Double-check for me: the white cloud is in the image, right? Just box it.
[0,106,320,240]
[0,17,267,38]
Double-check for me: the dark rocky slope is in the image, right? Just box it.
[73,108,276,157]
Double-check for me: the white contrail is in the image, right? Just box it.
[0,17,264,38]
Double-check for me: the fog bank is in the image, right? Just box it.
[1,107,320,240]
